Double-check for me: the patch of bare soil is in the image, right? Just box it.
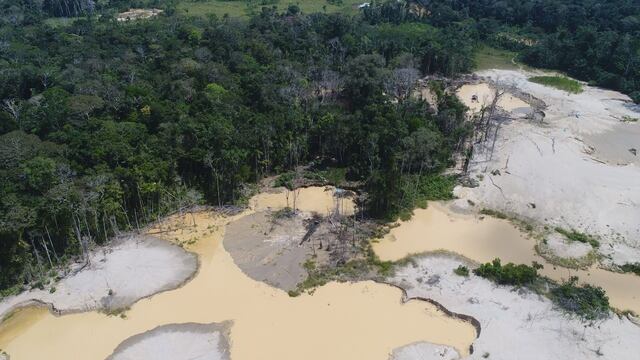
[223,211,312,291]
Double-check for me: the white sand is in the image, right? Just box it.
[391,342,461,360]
[392,254,640,360]
[107,322,230,360]
[0,235,197,318]
[456,69,640,267]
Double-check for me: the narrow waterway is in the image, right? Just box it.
[373,202,640,314]
[0,189,474,360]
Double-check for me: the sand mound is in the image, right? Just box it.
[107,322,231,360]
[0,235,197,318]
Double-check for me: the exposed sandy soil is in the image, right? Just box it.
[391,253,640,360]
[107,322,231,360]
[0,192,476,359]
[373,202,640,314]
[250,186,355,216]
[0,235,197,319]
[455,69,640,269]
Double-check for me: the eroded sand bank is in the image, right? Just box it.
[373,202,640,314]
[0,189,475,360]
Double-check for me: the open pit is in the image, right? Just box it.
[0,188,476,360]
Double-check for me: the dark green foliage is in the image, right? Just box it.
[0,3,477,291]
[453,265,469,276]
[555,227,600,248]
[473,258,538,286]
[432,0,640,102]
[550,277,610,320]
[620,263,640,276]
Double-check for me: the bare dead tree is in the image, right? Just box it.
[384,67,420,103]
[1,98,21,128]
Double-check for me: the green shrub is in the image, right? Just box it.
[555,227,599,248]
[454,265,470,276]
[620,263,640,276]
[417,174,456,201]
[274,172,295,189]
[550,277,609,320]
[473,258,538,286]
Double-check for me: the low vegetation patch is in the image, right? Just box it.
[453,265,470,276]
[620,263,640,276]
[476,258,611,319]
[555,227,599,248]
[529,76,583,94]
[473,258,540,286]
[395,174,458,221]
[550,277,609,320]
[479,208,508,219]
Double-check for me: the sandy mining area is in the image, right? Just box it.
[390,253,640,360]
[454,69,640,269]
[0,235,197,319]
[0,187,476,360]
[373,202,640,314]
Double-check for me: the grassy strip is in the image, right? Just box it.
[479,208,508,219]
[555,227,599,248]
[177,0,363,18]
[529,76,583,94]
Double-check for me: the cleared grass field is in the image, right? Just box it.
[473,45,519,71]
[177,0,365,18]
[528,75,583,94]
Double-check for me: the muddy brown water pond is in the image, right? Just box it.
[373,202,640,314]
[0,188,475,360]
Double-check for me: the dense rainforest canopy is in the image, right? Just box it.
[0,0,639,292]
